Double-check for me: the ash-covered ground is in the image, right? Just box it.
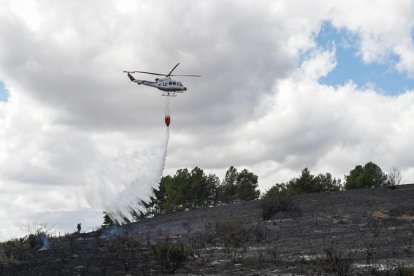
[1,185,414,275]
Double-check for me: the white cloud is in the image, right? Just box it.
[298,49,337,80]
[1,0,414,240]
[235,51,414,190]
[328,0,414,74]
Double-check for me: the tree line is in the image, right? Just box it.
[103,161,401,225]
[144,166,260,217]
[265,161,398,196]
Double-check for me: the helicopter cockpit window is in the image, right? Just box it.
[173,82,177,85]
[178,82,183,86]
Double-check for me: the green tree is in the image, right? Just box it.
[218,166,260,202]
[130,208,146,221]
[345,162,387,189]
[314,173,341,192]
[163,168,191,213]
[102,212,116,227]
[218,166,239,203]
[146,177,170,216]
[190,167,206,208]
[265,168,341,196]
[205,174,220,206]
[193,172,220,207]
[236,169,260,201]
[189,167,219,208]
[263,183,289,197]
[288,168,315,194]
[149,167,220,214]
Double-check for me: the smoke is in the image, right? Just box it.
[38,233,50,251]
[86,127,169,224]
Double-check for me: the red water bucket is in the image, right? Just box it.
[165,115,171,127]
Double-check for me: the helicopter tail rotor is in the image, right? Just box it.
[123,71,136,81]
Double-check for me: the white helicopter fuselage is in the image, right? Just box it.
[128,73,186,95]
[152,77,187,92]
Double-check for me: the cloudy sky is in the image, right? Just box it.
[1,0,414,240]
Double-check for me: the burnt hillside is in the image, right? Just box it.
[1,185,414,275]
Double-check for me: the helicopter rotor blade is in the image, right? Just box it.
[166,63,180,77]
[130,71,166,76]
[124,64,200,77]
[170,74,201,77]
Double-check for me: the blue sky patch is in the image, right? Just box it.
[0,81,9,102]
[314,22,414,95]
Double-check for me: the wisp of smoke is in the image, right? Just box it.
[86,127,169,224]
[38,233,50,251]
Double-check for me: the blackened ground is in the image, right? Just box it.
[1,185,414,275]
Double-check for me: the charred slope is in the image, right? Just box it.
[1,185,414,275]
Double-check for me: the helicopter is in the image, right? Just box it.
[123,63,200,96]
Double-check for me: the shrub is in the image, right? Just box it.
[215,218,249,249]
[152,242,192,274]
[260,193,300,220]
[264,169,341,196]
[345,162,387,190]
[214,218,250,263]
[396,265,414,276]
[384,168,403,189]
[321,242,356,276]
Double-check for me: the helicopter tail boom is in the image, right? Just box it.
[124,72,153,86]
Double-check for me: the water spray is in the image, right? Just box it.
[87,89,176,224]
[98,127,170,224]
[86,121,171,224]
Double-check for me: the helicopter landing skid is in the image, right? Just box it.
[162,92,177,97]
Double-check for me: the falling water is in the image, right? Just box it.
[86,127,169,224]
[85,92,175,224]
[165,96,170,116]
